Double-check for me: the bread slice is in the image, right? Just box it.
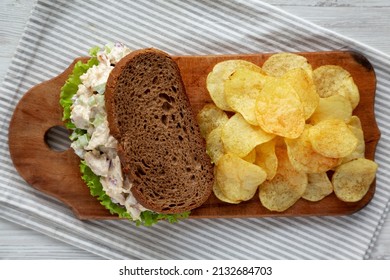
[105,48,214,214]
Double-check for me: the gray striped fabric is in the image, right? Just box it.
[0,0,389,259]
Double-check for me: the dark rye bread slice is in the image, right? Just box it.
[105,48,214,214]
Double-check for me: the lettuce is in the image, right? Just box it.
[140,208,190,227]
[60,56,99,128]
[80,161,190,226]
[60,46,190,226]
[80,161,132,219]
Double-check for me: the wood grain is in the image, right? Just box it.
[8,51,380,220]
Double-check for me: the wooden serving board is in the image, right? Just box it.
[8,51,380,220]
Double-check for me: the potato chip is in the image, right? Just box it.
[276,146,308,184]
[309,119,358,158]
[221,113,274,158]
[282,68,319,119]
[224,67,267,125]
[274,136,286,147]
[207,60,265,111]
[302,172,333,201]
[262,53,313,78]
[332,158,378,202]
[346,115,366,160]
[213,179,240,204]
[242,148,257,163]
[216,153,267,202]
[259,147,307,212]
[348,115,362,129]
[200,53,376,208]
[206,126,225,164]
[197,104,229,139]
[342,117,365,163]
[313,65,360,109]
[285,125,341,173]
[255,140,278,180]
[255,77,305,138]
[259,174,304,212]
[308,95,352,125]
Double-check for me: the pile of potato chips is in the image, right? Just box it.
[197,53,378,212]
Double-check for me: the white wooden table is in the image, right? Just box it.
[1,0,389,259]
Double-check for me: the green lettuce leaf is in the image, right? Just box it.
[80,161,132,219]
[59,56,99,128]
[80,161,190,226]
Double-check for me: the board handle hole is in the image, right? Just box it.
[44,126,71,152]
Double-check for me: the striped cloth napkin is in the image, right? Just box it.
[1,0,389,259]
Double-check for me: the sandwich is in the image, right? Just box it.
[60,43,214,226]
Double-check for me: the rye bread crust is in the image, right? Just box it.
[105,48,214,214]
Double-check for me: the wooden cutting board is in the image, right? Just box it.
[8,51,380,220]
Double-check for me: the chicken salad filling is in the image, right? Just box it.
[68,43,149,221]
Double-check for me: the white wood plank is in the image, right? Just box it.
[1,0,390,259]
[264,0,390,7]
[0,0,35,85]
[0,218,102,259]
